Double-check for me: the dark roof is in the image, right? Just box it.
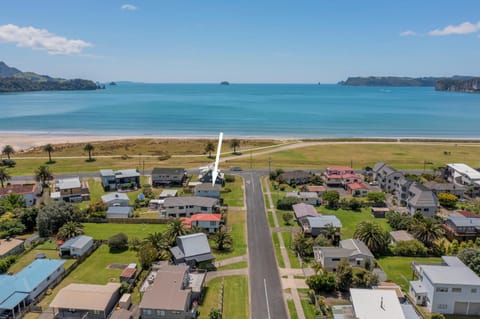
[152,168,185,175]
[107,206,133,216]
[292,203,319,219]
[339,239,374,257]
[408,182,438,207]
[423,181,466,192]
[194,183,221,192]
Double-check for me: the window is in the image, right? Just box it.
[155,310,165,316]
[210,221,216,226]
[201,207,208,211]
[452,288,462,293]
[47,276,51,281]
[332,258,340,261]
[472,288,477,293]
[437,304,448,310]
[143,309,152,315]
[423,208,429,212]
[436,287,448,292]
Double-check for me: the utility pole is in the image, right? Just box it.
[268,157,272,175]
[250,151,253,169]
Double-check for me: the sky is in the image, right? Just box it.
[1,1,480,83]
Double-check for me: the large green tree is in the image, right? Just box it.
[57,221,85,240]
[353,221,389,255]
[43,144,55,163]
[323,191,340,209]
[411,218,444,247]
[2,145,14,159]
[36,201,82,237]
[0,193,26,210]
[34,165,54,186]
[212,227,233,251]
[230,139,240,154]
[165,219,189,245]
[205,142,215,158]
[0,168,11,188]
[137,242,159,269]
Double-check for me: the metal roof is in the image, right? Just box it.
[100,169,114,176]
[152,167,185,175]
[350,289,406,319]
[419,256,480,286]
[447,214,480,227]
[286,191,318,199]
[340,239,374,257]
[107,206,133,216]
[447,163,480,180]
[101,192,129,203]
[56,177,81,190]
[164,196,219,207]
[115,169,140,178]
[159,189,178,197]
[50,283,120,311]
[292,203,319,219]
[60,235,93,250]
[176,233,211,258]
[306,216,342,228]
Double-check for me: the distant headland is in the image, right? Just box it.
[338,76,479,93]
[0,61,99,93]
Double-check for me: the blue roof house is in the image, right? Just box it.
[0,259,65,318]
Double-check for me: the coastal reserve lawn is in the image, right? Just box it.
[83,223,168,240]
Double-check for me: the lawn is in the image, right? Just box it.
[77,178,106,209]
[83,223,168,240]
[376,256,442,291]
[38,245,138,308]
[287,299,299,319]
[267,211,275,228]
[222,176,245,207]
[272,232,285,268]
[217,261,248,271]
[199,275,249,319]
[281,232,301,268]
[317,207,391,238]
[298,289,317,319]
[8,241,75,274]
[212,210,247,261]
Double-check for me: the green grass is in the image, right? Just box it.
[83,223,168,240]
[77,178,106,209]
[317,207,391,238]
[376,256,442,291]
[199,275,249,319]
[272,232,285,268]
[287,299,299,319]
[222,176,245,207]
[217,261,248,271]
[281,232,301,268]
[298,289,317,319]
[277,209,298,228]
[212,210,247,261]
[38,245,138,308]
[267,211,275,228]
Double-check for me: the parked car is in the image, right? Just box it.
[230,166,243,171]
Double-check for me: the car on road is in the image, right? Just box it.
[230,166,243,171]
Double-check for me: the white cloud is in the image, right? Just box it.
[121,4,137,11]
[0,24,92,55]
[400,30,416,37]
[429,21,480,36]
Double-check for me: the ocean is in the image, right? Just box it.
[0,83,479,138]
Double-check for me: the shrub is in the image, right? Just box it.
[438,192,458,209]
[391,239,427,257]
[282,212,294,225]
[224,174,235,183]
[277,197,300,210]
[0,255,16,273]
[108,233,129,251]
[306,272,336,293]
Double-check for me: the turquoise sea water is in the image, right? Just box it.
[0,84,479,138]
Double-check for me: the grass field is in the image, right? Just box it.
[272,232,285,268]
[212,210,247,261]
[376,256,442,291]
[217,261,248,271]
[83,223,168,240]
[281,232,301,268]
[199,275,249,319]
[39,245,138,308]
[287,299,299,319]
[222,176,245,207]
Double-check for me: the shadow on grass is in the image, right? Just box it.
[85,158,96,163]
[45,160,56,165]
[232,152,242,155]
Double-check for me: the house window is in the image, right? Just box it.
[201,207,208,211]
[47,276,51,281]
[210,221,216,226]
[437,304,448,310]
[452,288,462,293]
[471,288,477,293]
[423,208,429,212]
[155,310,165,316]
[332,258,340,261]
[436,287,448,292]
[143,309,153,315]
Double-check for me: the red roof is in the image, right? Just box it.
[324,173,342,179]
[306,185,326,192]
[457,210,480,218]
[182,214,222,226]
[0,184,36,196]
[341,173,361,180]
[348,182,368,190]
[120,267,137,279]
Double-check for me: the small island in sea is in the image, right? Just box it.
[220,81,230,85]
[0,61,99,93]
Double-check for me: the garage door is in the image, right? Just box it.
[454,302,468,315]
[468,302,480,315]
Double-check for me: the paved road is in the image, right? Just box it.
[241,171,288,319]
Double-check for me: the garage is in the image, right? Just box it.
[467,302,480,315]
[454,302,468,315]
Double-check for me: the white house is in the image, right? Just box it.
[59,235,94,258]
[162,196,220,218]
[348,288,407,319]
[314,239,374,271]
[101,192,130,207]
[409,256,480,315]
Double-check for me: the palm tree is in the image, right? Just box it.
[230,139,240,154]
[57,221,84,240]
[412,218,444,247]
[43,144,55,163]
[84,143,95,161]
[0,167,11,188]
[34,165,54,186]
[205,142,215,158]
[353,221,389,255]
[212,227,233,251]
[166,219,189,245]
[144,232,165,251]
[2,145,14,159]
[311,261,324,275]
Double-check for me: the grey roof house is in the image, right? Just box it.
[424,181,466,197]
[279,170,312,185]
[286,191,320,206]
[162,196,220,218]
[59,235,94,258]
[373,162,403,192]
[314,238,374,271]
[101,192,130,207]
[444,214,480,242]
[406,182,438,218]
[100,169,140,191]
[170,233,214,266]
[301,216,342,237]
[151,168,187,187]
[292,203,319,221]
[193,183,221,199]
[107,206,134,219]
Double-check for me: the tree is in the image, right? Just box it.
[276,197,300,210]
[208,308,222,319]
[144,232,166,251]
[43,144,55,163]
[165,219,188,245]
[34,165,54,186]
[36,201,82,237]
[84,143,95,161]
[212,227,233,251]
[351,267,379,288]
[230,139,240,154]
[19,207,39,232]
[411,218,444,247]
[391,239,427,257]
[57,221,84,240]
[437,192,458,209]
[282,212,294,225]
[323,191,340,209]
[430,313,446,319]
[0,168,11,188]
[311,261,324,275]
[0,219,26,237]
[336,259,353,291]
[366,192,386,204]
[0,193,26,210]
[386,211,413,231]
[205,142,215,158]
[353,221,389,255]
[2,145,14,160]
[108,233,129,252]
[293,232,314,258]
[458,248,480,276]
[137,242,158,269]
[306,272,336,293]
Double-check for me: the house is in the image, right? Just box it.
[292,203,319,221]
[373,162,403,192]
[410,256,480,315]
[162,196,220,218]
[0,259,65,318]
[0,238,24,259]
[390,230,415,243]
[444,214,480,242]
[406,182,438,217]
[59,235,93,258]
[50,283,120,319]
[51,177,89,203]
[151,168,186,187]
[314,238,374,271]
[140,264,205,319]
[278,170,312,185]
[100,169,140,191]
[301,216,342,237]
[305,185,327,196]
[341,173,362,187]
[107,206,134,219]
[120,264,137,284]
[347,182,369,197]
[424,181,466,198]
[286,191,320,206]
[159,189,178,199]
[199,168,224,186]
[182,214,222,233]
[371,207,389,218]
[0,184,38,206]
[322,166,355,186]
[170,233,214,266]
[348,288,407,319]
[445,163,480,193]
[193,183,221,199]
[101,192,130,207]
